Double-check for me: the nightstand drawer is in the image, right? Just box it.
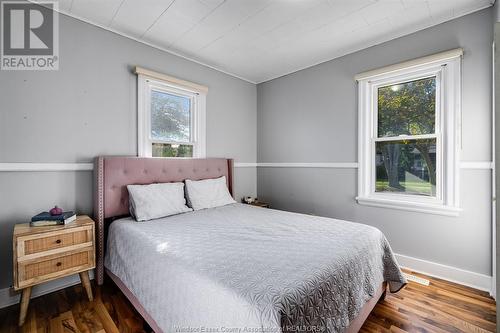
[17,225,93,259]
[18,249,94,288]
[23,229,90,255]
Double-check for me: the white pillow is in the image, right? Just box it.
[127,182,192,221]
[185,176,236,210]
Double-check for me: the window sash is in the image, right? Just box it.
[373,72,440,139]
[151,140,194,146]
[373,133,437,142]
[150,140,197,158]
[148,84,197,144]
[370,70,443,201]
[151,142,195,158]
[370,140,441,202]
[370,148,442,201]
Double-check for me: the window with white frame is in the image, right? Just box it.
[356,49,462,216]
[136,67,207,158]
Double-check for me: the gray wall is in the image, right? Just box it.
[0,12,257,289]
[257,8,494,276]
[494,12,500,328]
[495,0,500,22]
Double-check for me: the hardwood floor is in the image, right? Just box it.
[0,280,147,333]
[361,270,496,332]
[0,270,495,333]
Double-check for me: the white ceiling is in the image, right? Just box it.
[43,0,493,83]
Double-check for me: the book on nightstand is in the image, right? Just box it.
[30,211,76,226]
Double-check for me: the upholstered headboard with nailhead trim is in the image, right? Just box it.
[93,156,234,285]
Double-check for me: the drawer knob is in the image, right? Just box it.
[55,239,61,244]
[56,262,62,267]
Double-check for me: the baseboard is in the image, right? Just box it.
[395,253,493,295]
[0,270,94,309]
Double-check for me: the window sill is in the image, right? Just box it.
[356,196,461,216]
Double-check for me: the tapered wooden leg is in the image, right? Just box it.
[79,271,93,301]
[18,287,31,326]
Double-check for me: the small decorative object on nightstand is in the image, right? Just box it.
[242,197,270,208]
[13,215,95,326]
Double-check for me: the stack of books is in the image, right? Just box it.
[31,211,76,227]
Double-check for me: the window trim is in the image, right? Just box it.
[136,67,207,158]
[356,49,462,216]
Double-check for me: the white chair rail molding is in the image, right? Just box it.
[0,160,493,172]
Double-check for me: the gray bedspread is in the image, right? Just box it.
[105,203,405,333]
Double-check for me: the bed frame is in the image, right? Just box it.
[93,156,385,333]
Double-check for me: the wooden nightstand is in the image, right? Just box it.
[13,215,95,326]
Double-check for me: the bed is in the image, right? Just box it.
[94,156,406,333]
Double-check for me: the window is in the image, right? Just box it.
[136,67,207,158]
[356,49,462,216]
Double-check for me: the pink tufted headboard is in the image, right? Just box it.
[94,156,234,285]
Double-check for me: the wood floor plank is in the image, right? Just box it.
[93,301,120,333]
[0,269,495,333]
[110,294,145,333]
[395,297,490,333]
[21,306,37,333]
[361,270,496,332]
[49,311,81,333]
[49,316,64,333]
[398,288,496,331]
[60,311,81,333]
[74,306,106,333]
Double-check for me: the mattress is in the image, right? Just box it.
[105,203,405,333]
